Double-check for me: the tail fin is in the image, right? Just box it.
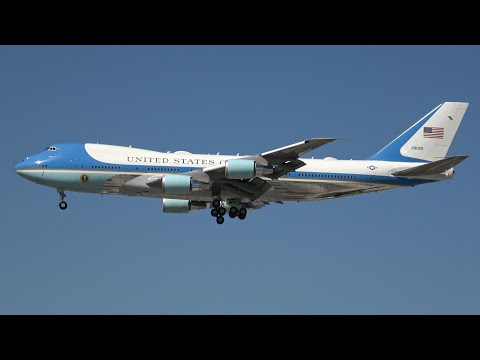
[369,102,469,162]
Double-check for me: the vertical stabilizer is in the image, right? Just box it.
[369,102,469,162]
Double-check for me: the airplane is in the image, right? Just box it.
[15,102,469,224]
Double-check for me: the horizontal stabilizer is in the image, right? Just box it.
[392,156,468,177]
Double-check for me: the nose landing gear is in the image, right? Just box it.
[58,190,67,210]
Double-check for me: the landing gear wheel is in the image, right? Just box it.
[57,190,67,210]
[212,199,220,208]
[239,208,247,217]
[218,207,226,216]
[229,207,238,218]
[238,213,246,220]
[216,216,225,224]
[211,208,219,217]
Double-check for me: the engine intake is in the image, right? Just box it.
[225,159,256,179]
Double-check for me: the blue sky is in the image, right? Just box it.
[1,45,479,314]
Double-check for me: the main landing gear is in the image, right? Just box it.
[228,206,247,220]
[58,190,67,210]
[210,200,247,224]
[210,200,226,224]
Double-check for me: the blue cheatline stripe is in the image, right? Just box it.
[21,167,434,187]
[368,104,442,162]
[283,170,433,186]
[15,169,114,192]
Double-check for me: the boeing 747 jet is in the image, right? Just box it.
[15,102,469,224]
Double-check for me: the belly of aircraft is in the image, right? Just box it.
[26,170,401,202]
[103,174,401,202]
[258,179,400,201]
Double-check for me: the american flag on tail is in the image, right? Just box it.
[423,127,444,139]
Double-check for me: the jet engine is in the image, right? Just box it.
[225,159,256,179]
[162,199,207,214]
[161,174,209,194]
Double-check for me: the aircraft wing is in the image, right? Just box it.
[262,159,306,179]
[144,138,335,202]
[185,138,335,183]
[177,138,335,201]
[210,177,272,202]
[258,138,336,165]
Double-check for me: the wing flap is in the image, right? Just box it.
[212,177,272,201]
[263,159,306,179]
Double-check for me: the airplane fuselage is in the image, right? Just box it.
[14,102,467,223]
[15,143,452,204]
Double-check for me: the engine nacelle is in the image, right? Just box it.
[162,199,207,214]
[446,167,454,179]
[161,174,209,194]
[162,174,192,194]
[225,159,256,179]
[163,198,191,213]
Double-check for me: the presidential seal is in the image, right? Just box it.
[80,173,89,183]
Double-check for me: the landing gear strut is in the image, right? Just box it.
[58,190,67,210]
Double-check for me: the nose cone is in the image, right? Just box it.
[15,160,25,171]
[15,158,39,182]
[15,160,29,180]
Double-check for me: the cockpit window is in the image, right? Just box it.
[45,146,57,151]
